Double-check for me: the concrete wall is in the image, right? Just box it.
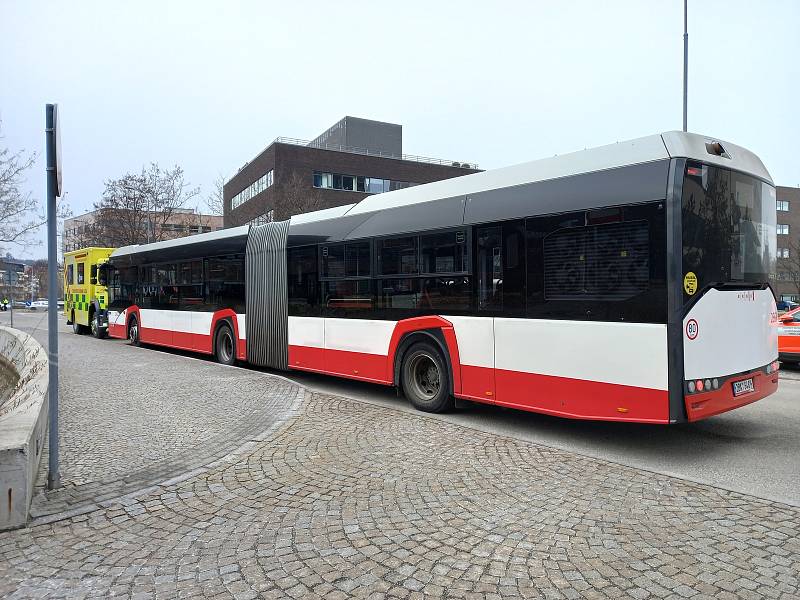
[0,326,48,530]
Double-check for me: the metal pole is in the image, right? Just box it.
[45,104,60,490]
[683,0,688,132]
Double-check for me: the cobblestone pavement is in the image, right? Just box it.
[2,392,798,599]
[4,313,301,519]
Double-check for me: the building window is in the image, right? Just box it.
[247,209,275,227]
[779,247,790,259]
[778,224,790,235]
[313,171,415,195]
[778,200,790,212]
[231,170,274,211]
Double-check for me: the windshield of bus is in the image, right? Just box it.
[681,163,776,297]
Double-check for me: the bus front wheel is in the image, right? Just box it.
[401,342,453,413]
[215,324,236,366]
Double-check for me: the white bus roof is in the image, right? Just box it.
[111,225,249,259]
[341,131,772,218]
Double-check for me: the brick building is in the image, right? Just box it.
[62,208,224,256]
[223,116,481,228]
[774,185,800,302]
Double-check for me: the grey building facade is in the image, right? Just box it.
[223,117,480,228]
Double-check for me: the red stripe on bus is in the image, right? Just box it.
[685,369,778,422]
[453,364,669,423]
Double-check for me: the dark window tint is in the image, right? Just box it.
[67,264,74,285]
[476,227,502,311]
[179,262,192,285]
[288,246,318,316]
[376,278,419,313]
[527,203,666,323]
[206,280,245,312]
[378,236,418,276]
[322,241,370,279]
[342,175,354,191]
[333,173,343,190]
[346,241,370,277]
[681,163,776,296]
[322,244,345,278]
[207,257,244,282]
[179,285,204,309]
[77,263,85,284]
[502,221,526,314]
[420,277,472,312]
[156,264,176,286]
[420,230,468,274]
[322,279,372,315]
[543,221,649,301]
[90,264,98,284]
[356,176,366,192]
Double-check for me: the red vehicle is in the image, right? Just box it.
[779,307,800,364]
[102,131,779,424]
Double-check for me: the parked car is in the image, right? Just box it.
[29,299,49,311]
[778,307,800,364]
[776,300,799,313]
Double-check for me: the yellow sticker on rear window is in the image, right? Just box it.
[684,272,698,295]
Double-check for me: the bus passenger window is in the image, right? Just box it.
[477,226,502,311]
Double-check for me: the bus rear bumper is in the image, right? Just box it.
[684,366,779,422]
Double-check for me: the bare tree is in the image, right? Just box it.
[0,123,40,250]
[204,173,226,216]
[273,171,326,220]
[92,163,200,247]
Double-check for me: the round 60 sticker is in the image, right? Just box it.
[686,319,699,340]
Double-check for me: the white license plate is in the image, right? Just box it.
[732,378,755,396]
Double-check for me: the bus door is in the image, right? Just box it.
[463,225,503,402]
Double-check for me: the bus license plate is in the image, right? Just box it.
[732,378,755,396]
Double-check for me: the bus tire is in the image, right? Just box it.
[400,342,453,413]
[128,316,140,347]
[214,324,236,366]
[72,312,85,335]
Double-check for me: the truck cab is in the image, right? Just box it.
[63,247,116,338]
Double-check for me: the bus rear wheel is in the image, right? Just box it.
[401,342,453,413]
[215,324,236,366]
[128,317,140,346]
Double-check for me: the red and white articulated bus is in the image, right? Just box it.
[102,131,779,423]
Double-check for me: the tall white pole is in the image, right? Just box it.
[683,0,688,132]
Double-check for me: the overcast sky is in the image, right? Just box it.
[1,0,798,259]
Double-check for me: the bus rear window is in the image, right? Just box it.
[681,164,776,297]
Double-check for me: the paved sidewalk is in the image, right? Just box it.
[2,391,798,599]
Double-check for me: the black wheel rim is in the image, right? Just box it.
[408,353,440,400]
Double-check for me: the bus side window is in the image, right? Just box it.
[476,226,502,311]
[77,263,85,285]
[287,246,318,316]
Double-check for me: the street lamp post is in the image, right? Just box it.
[683,0,688,132]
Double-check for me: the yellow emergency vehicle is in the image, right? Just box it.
[63,247,116,338]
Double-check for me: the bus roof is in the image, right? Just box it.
[110,226,249,262]
[286,131,772,244]
[338,131,771,219]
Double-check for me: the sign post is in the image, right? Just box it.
[45,104,62,490]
